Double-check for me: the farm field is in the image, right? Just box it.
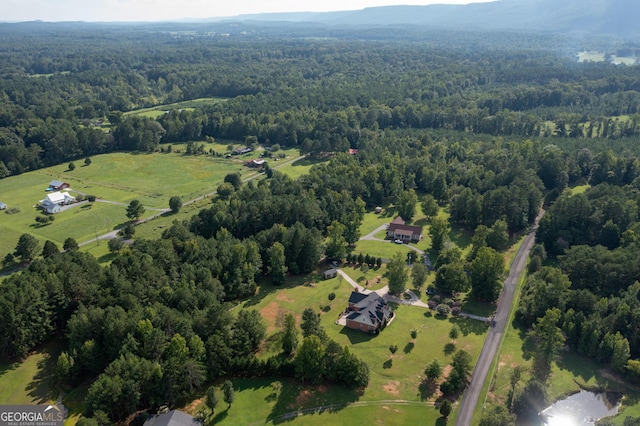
[0,145,300,262]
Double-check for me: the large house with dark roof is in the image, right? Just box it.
[386,216,423,242]
[344,291,393,334]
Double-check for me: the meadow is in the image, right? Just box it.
[0,144,300,262]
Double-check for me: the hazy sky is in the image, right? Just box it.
[4,0,495,22]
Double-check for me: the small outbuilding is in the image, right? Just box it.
[48,180,70,191]
[323,268,338,280]
[232,146,252,155]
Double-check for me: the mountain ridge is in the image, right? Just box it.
[213,0,639,35]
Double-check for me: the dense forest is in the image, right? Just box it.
[2,22,640,425]
[2,23,640,179]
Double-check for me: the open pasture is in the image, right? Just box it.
[0,146,281,261]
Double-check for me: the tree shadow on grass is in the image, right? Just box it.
[243,275,312,308]
[26,339,62,404]
[383,359,393,369]
[265,378,361,424]
[97,252,117,263]
[404,342,414,354]
[419,379,438,401]
[448,224,472,250]
[339,327,377,345]
[212,409,229,424]
[453,317,489,336]
[444,343,456,356]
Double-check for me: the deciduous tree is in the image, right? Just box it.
[169,196,182,213]
[387,252,408,295]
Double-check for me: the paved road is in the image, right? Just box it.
[455,211,544,426]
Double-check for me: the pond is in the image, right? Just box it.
[541,390,621,426]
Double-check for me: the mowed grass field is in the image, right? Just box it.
[0,340,60,406]
[0,144,300,261]
[198,273,490,425]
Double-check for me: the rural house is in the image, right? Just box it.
[386,216,423,242]
[40,191,75,214]
[232,146,252,155]
[246,159,266,168]
[344,291,393,334]
[48,180,70,191]
[143,410,201,426]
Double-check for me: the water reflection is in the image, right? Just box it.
[541,390,621,426]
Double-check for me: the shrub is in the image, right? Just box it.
[75,194,85,202]
[328,292,336,301]
[427,300,437,310]
[452,306,461,316]
[443,298,454,307]
[436,304,451,316]
[87,195,97,202]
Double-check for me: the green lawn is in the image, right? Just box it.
[353,240,413,260]
[123,97,227,118]
[182,377,446,426]
[0,340,61,405]
[228,273,488,424]
[276,155,328,179]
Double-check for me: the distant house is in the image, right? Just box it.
[344,291,393,334]
[40,191,75,214]
[348,148,359,155]
[386,216,422,242]
[246,159,266,168]
[143,410,201,426]
[48,180,70,191]
[0,201,6,210]
[232,146,252,155]
[323,268,338,280]
[374,206,383,214]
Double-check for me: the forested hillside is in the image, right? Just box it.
[1,22,640,425]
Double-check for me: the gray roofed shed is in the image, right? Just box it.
[143,410,201,426]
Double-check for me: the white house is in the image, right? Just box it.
[40,191,75,214]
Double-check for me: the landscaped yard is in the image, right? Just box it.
[225,273,489,424]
